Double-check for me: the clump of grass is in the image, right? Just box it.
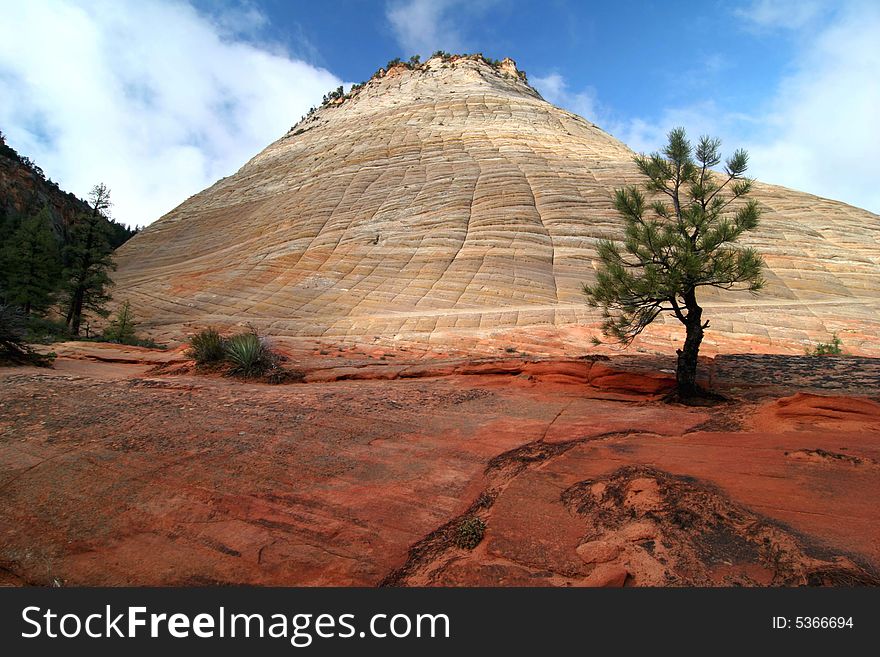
[224,330,275,377]
[454,516,486,550]
[187,326,298,382]
[807,333,843,356]
[187,327,226,367]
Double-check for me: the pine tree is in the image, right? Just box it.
[583,128,765,397]
[1,207,60,316]
[63,183,116,336]
[103,299,137,344]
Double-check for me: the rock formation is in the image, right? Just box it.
[112,55,880,352]
[0,134,136,248]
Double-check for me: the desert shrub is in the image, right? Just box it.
[322,85,344,105]
[188,327,226,366]
[129,336,165,349]
[24,316,69,344]
[101,301,165,348]
[224,330,274,377]
[808,334,843,356]
[454,516,486,549]
[1,303,27,358]
[103,300,137,344]
[0,302,54,366]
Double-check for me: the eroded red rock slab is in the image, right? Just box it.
[1,346,878,586]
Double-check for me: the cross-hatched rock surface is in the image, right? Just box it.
[112,55,880,349]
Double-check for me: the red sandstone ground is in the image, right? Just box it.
[1,340,879,587]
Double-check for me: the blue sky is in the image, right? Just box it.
[1,0,878,225]
[250,0,793,115]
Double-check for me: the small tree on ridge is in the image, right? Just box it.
[63,183,116,336]
[583,127,765,397]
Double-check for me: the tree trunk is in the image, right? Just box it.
[69,288,84,336]
[675,289,704,397]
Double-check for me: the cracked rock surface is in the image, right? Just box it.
[1,345,878,586]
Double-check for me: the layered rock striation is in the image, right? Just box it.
[112,55,880,351]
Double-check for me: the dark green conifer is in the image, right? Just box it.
[63,183,116,336]
[584,128,765,396]
[1,207,59,316]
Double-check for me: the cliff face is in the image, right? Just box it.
[0,136,91,236]
[112,55,880,351]
[0,134,136,248]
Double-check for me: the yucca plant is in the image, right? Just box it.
[224,331,272,377]
[187,327,225,367]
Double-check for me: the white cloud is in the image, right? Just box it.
[745,3,880,212]
[734,0,829,31]
[0,0,342,227]
[385,0,497,56]
[387,0,463,55]
[608,103,759,159]
[545,2,880,214]
[531,73,601,122]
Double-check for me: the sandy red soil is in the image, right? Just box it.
[1,341,878,587]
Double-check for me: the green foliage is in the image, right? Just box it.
[62,183,117,336]
[224,330,275,377]
[105,218,139,250]
[583,128,765,395]
[322,85,345,105]
[0,302,27,360]
[188,327,289,379]
[188,327,226,367]
[129,336,165,349]
[102,300,137,344]
[454,516,486,549]
[24,316,70,344]
[408,54,421,66]
[808,333,843,356]
[0,302,54,366]
[431,50,453,60]
[1,207,60,316]
[584,128,765,344]
[385,57,402,69]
